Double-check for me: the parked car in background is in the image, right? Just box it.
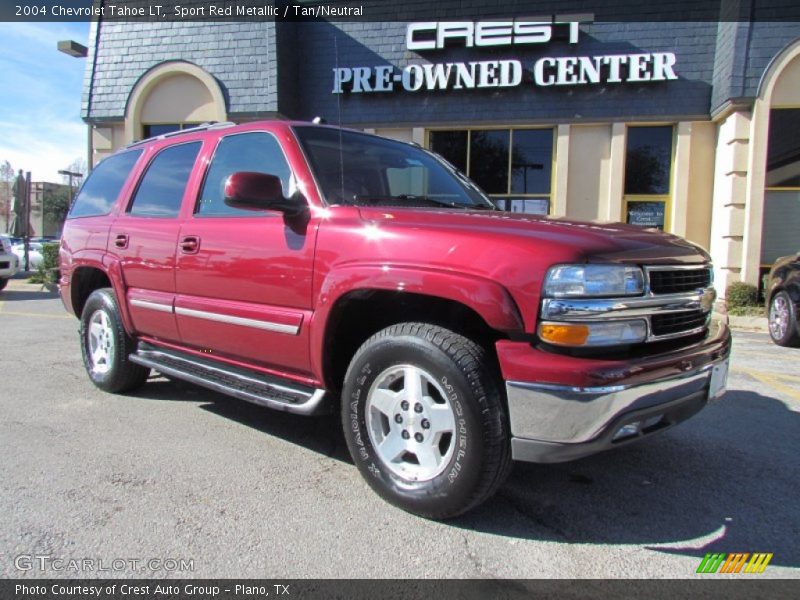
[30,236,59,244]
[0,234,20,290]
[765,252,800,347]
[12,242,44,270]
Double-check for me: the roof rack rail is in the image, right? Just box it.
[124,121,237,149]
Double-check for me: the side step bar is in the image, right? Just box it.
[129,343,330,415]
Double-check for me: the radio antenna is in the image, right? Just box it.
[334,32,345,204]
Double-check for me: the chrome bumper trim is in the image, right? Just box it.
[505,359,724,448]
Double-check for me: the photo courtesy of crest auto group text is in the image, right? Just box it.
[1,0,799,596]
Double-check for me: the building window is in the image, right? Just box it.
[469,130,510,194]
[429,130,468,173]
[429,128,554,214]
[141,122,203,140]
[762,108,800,268]
[623,125,674,231]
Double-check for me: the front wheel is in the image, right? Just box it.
[341,323,511,519]
[768,290,800,347]
[0,278,7,291]
[80,288,150,393]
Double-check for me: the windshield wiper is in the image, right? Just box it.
[354,194,494,210]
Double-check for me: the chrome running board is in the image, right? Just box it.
[129,343,330,415]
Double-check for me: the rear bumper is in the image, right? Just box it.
[499,315,731,463]
[0,253,20,278]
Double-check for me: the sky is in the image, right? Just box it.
[0,22,90,183]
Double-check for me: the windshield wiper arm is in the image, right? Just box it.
[354,194,491,209]
[395,195,462,208]
[405,196,499,211]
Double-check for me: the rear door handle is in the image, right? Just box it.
[180,236,200,254]
[114,234,129,249]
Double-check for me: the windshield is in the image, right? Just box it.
[293,126,496,209]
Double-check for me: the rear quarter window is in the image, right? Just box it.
[68,150,143,218]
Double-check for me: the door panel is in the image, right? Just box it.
[174,216,315,374]
[111,140,203,342]
[127,287,178,340]
[173,130,316,375]
[112,218,181,341]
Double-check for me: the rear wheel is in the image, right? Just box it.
[341,322,511,519]
[0,278,7,291]
[80,288,150,393]
[768,290,800,347]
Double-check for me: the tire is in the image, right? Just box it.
[0,278,7,291]
[80,288,150,393]
[341,322,511,519]
[768,290,800,347]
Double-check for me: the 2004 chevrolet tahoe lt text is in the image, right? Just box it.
[59,121,731,518]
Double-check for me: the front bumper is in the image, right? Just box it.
[499,315,731,463]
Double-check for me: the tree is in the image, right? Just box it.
[59,157,87,205]
[61,157,87,183]
[43,185,71,226]
[0,160,13,232]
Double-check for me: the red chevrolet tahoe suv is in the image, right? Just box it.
[60,121,731,518]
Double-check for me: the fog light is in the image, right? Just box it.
[613,422,640,441]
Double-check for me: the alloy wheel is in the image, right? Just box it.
[365,364,457,482]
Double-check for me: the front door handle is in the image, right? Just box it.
[180,236,200,254]
[114,234,129,249]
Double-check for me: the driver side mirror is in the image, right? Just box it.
[224,172,306,217]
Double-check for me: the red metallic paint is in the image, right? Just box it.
[111,216,184,342]
[127,288,179,341]
[60,120,718,392]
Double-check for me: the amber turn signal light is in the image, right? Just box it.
[539,323,590,346]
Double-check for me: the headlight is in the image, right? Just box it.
[539,319,648,347]
[543,264,644,297]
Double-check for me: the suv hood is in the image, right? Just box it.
[357,207,710,265]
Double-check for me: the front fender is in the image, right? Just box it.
[309,263,524,379]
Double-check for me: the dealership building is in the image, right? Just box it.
[78,1,800,293]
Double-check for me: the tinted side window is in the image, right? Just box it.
[128,142,201,217]
[197,132,292,216]
[68,150,142,218]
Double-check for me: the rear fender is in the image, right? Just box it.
[67,252,135,335]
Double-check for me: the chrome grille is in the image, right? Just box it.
[648,267,711,295]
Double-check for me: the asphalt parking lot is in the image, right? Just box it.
[1,277,799,579]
